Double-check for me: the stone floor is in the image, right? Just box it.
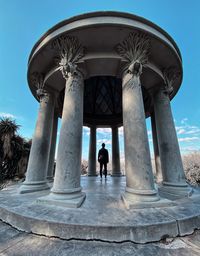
[0,176,200,255]
[0,220,200,255]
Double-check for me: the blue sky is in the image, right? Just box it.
[1,0,200,160]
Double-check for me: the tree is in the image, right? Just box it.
[0,118,31,188]
[183,152,200,186]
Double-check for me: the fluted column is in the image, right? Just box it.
[19,86,55,193]
[38,35,85,207]
[151,111,162,183]
[47,113,58,182]
[116,32,159,208]
[111,126,121,176]
[153,69,192,199]
[88,126,97,176]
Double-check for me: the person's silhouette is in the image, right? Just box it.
[98,143,109,179]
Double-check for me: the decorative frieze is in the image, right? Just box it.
[52,35,85,79]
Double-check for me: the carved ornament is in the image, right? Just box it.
[116,31,151,73]
[163,67,180,95]
[31,72,50,102]
[52,35,85,79]
[36,89,50,103]
[31,72,44,89]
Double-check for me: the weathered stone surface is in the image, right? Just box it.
[122,69,159,206]
[151,111,162,182]
[42,70,85,207]
[47,113,58,181]
[0,222,27,255]
[1,177,200,244]
[0,221,200,256]
[153,88,192,199]
[111,126,122,176]
[160,197,200,236]
[181,229,200,251]
[19,91,55,194]
[87,126,97,176]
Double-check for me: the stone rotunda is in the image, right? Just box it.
[19,11,192,208]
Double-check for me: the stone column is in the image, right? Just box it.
[153,72,192,198]
[116,32,159,208]
[151,111,162,183]
[111,126,121,176]
[88,126,97,176]
[38,35,86,207]
[19,89,55,193]
[47,113,58,182]
[39,70,85,207]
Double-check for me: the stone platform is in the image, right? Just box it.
[1,220,200,256]
[0,176,200,244]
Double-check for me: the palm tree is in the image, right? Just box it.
[16,138,32,179]
[0,118,31,188]
[0,118,20,159]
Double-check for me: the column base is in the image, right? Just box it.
[121,187,160,209]
[158,183,193,200]
[19,181,49,194]
[37,191,86,208]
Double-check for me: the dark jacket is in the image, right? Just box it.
[98,148,109,164]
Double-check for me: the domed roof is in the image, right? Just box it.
[27,11,183,126]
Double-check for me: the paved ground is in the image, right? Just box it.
[0,220,200,256]
[0,176,200,255]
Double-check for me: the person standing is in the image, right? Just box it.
[98,143,109,178]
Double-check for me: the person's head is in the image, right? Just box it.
[102,143,105,148]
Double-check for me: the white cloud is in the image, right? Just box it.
[147,130,152,136]
[185,128,200,134]
[83,126,90,132]
[83,126,90,136]
[118,127,124,136]
[181,146,200,154]
[120,151,125,161]
[176,123,200,137]
[0,112,16,119]
[177,128,186,135]
[178,137,200,142]
[181,118,188,124]
[97,128,111,134]
[97,139,112,145]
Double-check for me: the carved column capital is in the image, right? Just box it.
[116,32,151,90]
[162,67,180,95]
[36,89,50,103]
[116,32,151,74]
[31,72,44,89]
[31,72,49,102]
[52,35,85,80]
